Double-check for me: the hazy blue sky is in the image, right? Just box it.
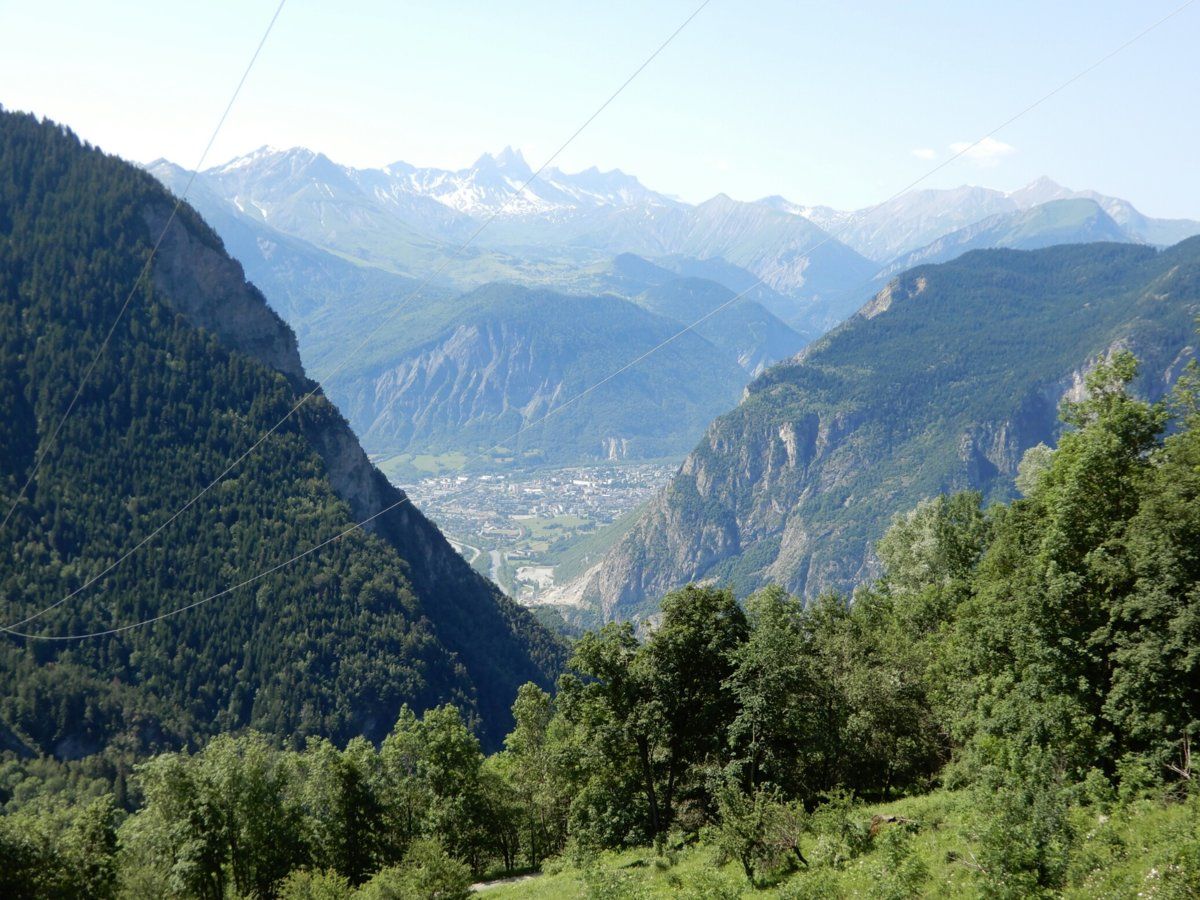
[2,0,1197,216]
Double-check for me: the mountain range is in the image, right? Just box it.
[147,148,1200,477]
[150,147,1200,294]
[566,239,1200,621]
[146,148,880,329]
[874,197,1131,279]
[147,146,1200,339]
[781,175,1200,261]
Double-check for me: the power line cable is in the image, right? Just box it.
[6,0,1194,640]
[1,0,713,629]
[0,0,288,536]
[0,0,713,631]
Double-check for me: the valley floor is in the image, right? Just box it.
[483,790,1200,898]
[399,460,675,603]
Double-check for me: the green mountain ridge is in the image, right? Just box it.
[876,196,1136,279]
[0,109,561,755]
[631,277,806,375]
[579,239,1200,619]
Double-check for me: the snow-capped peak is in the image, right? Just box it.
[214,144,286,173]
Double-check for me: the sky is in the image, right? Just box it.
[1,0,1198,217]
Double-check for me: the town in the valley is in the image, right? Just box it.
[400,461,676,603]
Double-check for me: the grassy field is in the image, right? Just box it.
[541,503,647,586]
[482,789,1200,898]
[515,514,589,553]
[375,451,469,481]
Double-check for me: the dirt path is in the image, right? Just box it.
[471,872,542,892]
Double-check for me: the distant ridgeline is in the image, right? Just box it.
[330,282,757,469]
[148,146,1200,476]
[0,108,563,758]
[583,239,1200,620]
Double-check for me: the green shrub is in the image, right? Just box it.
[710,783,778,882]
[276,868,354,900]
[1115,753,1160,803]
[675,866,745,899]
[581,864,650,900]
[356,839,471,900]
[807,790,872,869]
[1077,767,1116,810]
[875,827,929,900]
[974,768,1075,898]
[541,854,571,875]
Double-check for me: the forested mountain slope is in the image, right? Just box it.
[631,278,806,375]
[330,283,748,467]
[581,240,1200,619]
[0,109,561,755]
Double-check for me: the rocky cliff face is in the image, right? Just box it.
[147,199,408,534]
[581,240,1200,620]
[360,318,569,450]
[335,285,747,467]
[145,205,306,381]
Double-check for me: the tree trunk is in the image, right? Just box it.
[637,737,660,839]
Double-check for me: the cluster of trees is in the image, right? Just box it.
[3,336,1198,896]
[1,694,578,898]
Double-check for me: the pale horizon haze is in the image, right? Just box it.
[1,0,1198,217]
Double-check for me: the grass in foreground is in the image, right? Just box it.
[485,789,1200,898]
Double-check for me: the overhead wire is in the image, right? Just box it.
[0,0,713,632]
[0,0,289,535]
[5,0,1196,639]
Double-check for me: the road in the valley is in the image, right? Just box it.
[451,539,483,565]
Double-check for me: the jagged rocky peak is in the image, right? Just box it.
[472,145,533,177]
